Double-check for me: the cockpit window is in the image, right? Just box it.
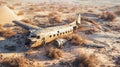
[31,35,40,39]
[31,34,37,38]
[31,35,36,37]
[37,36,40,39]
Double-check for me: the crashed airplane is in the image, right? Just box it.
[13,14,81,48]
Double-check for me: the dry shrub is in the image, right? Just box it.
[58,8,64,12]
[7,5,14,9]
[49,5,56,9]
[46,47,63,59]
[17,11,24,15]
[21,19,35,25]
[72,54,98,67]
[35,7,45,11]
[0,27,16,38]
[48,12,62,23]
[70,7,77,12]
[29,7,34,10]
[114,10,120,16]
[84,28,100,34]
[81,16,102,30]
[0,24,2,28]
[0,58,19,67]
[49,15,61,23]
[64,34,85,46]
[99,11,117,21]
[58,6,68,12]
[21,19,31,23]
[0,57,27,67]
[14,3,22,6]
[0,57,42,67]
[48,12,58,17]
[1,1,8,4]
[67,17,75,23]
[88,9,94,12]
[104,24,120,32]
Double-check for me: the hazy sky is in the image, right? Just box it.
[6,0,120,6]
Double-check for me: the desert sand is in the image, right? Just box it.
[0,0,120,67]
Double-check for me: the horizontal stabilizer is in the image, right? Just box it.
[13,20,39,30]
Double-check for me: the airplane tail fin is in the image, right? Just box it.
[76,14,81,25]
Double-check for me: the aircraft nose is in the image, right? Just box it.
[25,39,36,47]
[28,38,37,42]
[25,39,31,47]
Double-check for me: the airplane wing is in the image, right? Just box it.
[13,20,40,30]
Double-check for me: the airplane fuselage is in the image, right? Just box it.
[29,22,77,47]
[13,14,81,48]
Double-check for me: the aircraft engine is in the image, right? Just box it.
[54,39,67,48]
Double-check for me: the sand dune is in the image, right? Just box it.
[0,5,18,25]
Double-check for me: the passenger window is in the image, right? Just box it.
[42,37,45,40]
[53,34,55,37]
[73,26,77,30]
[49,35,52,38]
[37,36,40,39]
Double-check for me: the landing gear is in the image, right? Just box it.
[41,38,47,51]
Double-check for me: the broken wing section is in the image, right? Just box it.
[13,20,39,30]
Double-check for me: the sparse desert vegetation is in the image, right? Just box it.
[98,11,117,21]
[46,47,63,59]
[0,0,120,67]
[17,11,24,16]
[7,5,14,9]
[65,34,84,46]
[72,53,99,67]
[0,57,26,67]
[0,57,44,67]
[49,15,62,24]
[0,25,16,38]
